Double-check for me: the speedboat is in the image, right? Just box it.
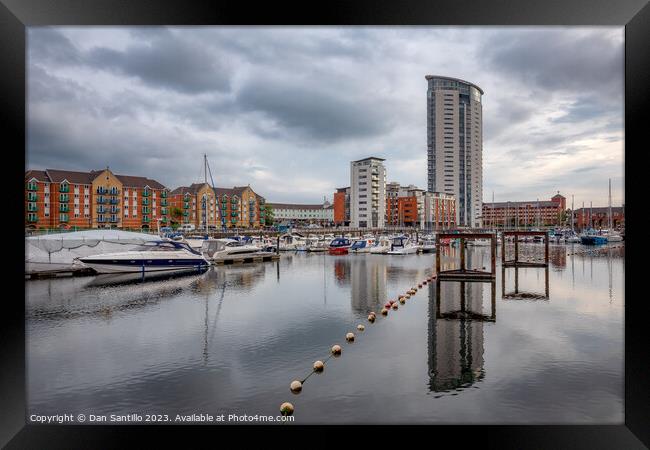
[603,230,623,242]
[387,236,418,255]
[278,233,306,251]
[349,237,377,253]
[78,240,209,274]
[200,238,270,261]
[420,236,436,253]
[370,236,392,254]
[467,238,490,246]
[329,237,352,255]
[580,230,607,245]
[308,237,329,252]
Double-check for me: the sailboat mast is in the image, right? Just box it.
[571,195,574,232]
[608,178,612,230]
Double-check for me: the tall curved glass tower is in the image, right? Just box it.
[426,75,483,227]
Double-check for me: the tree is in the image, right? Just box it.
[170,207,183,229]
[263,204,274,227]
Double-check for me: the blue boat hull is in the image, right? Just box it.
[580,236,607,245]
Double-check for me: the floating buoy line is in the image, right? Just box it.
[280,272,438,417]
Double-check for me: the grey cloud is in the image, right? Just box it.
[236,76,396,142]
[86,34,231,94]
[482,29,623,95]
[28,28,81,66]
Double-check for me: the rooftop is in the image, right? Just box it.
[425,75,484,95]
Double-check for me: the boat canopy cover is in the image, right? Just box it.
[27,230,160,253]
[26,230,163,274]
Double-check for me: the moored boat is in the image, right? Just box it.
[328,237,352,255]
[78,240,209,274]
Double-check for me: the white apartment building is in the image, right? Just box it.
[350,157,386,228]
[267,201,333,225]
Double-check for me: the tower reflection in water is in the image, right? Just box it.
[427,279,495,393]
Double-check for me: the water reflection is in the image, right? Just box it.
[501,266,550,300]
[427,280,495,393]
[350,257,387,313]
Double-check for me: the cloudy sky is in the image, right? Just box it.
[27,27,624,207]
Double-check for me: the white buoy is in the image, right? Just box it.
[357,324,365,331]
[346,332,355,342]
[331,344,342,356]
[290,380,302,394]
[280,402,294,416]
[313,360,324,372]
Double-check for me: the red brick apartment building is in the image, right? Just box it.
[25,168,169,230]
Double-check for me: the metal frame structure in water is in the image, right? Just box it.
[501,231,549,268]
[435,233,497,280]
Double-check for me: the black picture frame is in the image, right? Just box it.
[2,0,648,447]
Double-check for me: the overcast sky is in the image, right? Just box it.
[27,26,624,207]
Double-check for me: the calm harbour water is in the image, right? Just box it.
[26,243,624,424]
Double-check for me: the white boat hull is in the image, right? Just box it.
[387,247,418,255]
[80,262,207,274]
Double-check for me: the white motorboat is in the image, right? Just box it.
[386,236,419,255]
[278,233,306,251]
[467,238,491,246]
[307,237,329,252]
[349,237,377,253]
[78,240,209,274]
[602,230,623,242]
[420,236,436,253]
[370,236,392,254]
[200,238,271,261]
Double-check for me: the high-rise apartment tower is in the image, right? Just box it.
[426,75,483,227]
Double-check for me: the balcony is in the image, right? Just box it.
[161,207,168,215]
[27,192,38,201]
[110,206,119,214]
[231,218,237,223]
[109,216,119,223]
[97,206,107,214]
[109,197,120,205]
[59,184,70,193]
[183,211,189,217]
[97,187,108,194]
[59,214,69,222]
[109,188,119,195]
[143,207,150,214]
[161,191,168,198]
[59,204,69,213]
[183,203,190,209]
[161,199,168,207]
[231,212,238,217]
[26,182,38,191]
[27,203,38,212]
[96,196,106,204]
[97,216,106,223]
[59,194,70,202]
[143,216,150,223]
[27,214,38,223]
[142,198,150,206]
[142,191,150,197]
